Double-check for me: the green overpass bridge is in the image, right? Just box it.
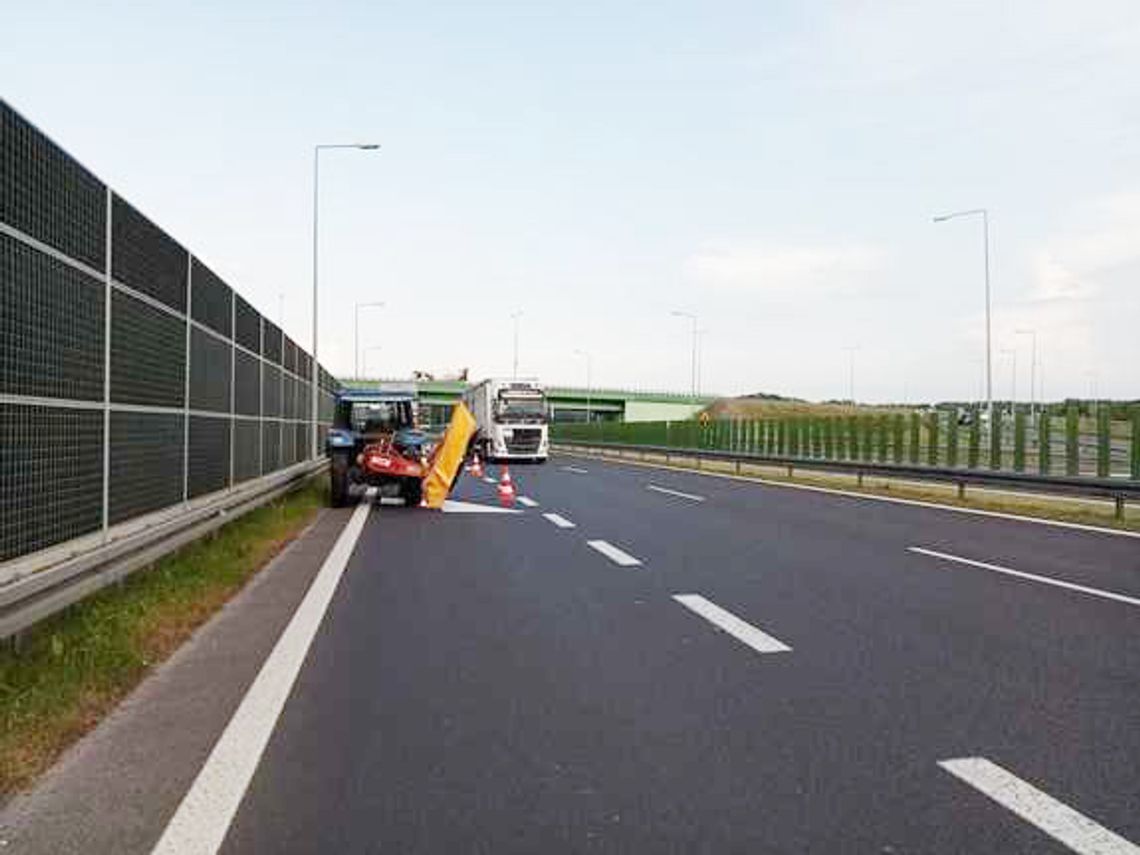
[343,379,712,426]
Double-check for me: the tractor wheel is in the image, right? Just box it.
[402,477,423,508]
[330,455,349,507]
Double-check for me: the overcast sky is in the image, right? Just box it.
[5,1,1138,402]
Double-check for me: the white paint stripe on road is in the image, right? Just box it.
[517,496,538,507]
[939,757,1140,854]
[151,498,373,855]
[672,594,791,654]
[482,476,497,484]
[646,483,706,502]
[586,539,642,566]
[909,547,1140,608]
[542,512,576,529]
[562,465,588,474]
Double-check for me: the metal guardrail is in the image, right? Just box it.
[556,441,1140,518]
[0,459,324,641]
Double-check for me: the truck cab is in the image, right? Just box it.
[463,379,549,463]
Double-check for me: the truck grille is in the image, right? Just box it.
[506,429,542,454]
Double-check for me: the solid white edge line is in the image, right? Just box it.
[542,512,576,529]
[673,594,791,654]
[586,539,642,566]
[150,499,373,855]
[939,757,1140,854]
[555,451,1140,540]
[909,547,1140,608]
[646,483,706,502]
[517,496,539,507]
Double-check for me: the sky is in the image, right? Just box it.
[4,0,1138,402]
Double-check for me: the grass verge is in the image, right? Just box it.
[0,478,326,798]
[572,449,1140,533]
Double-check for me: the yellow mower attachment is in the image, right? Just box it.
[421,402,478,508]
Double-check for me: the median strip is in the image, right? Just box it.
[586,540,642,566]
[672,594,791,654]
[939,757,1139,854]
[908,547,1140,608]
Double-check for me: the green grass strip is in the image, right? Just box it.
[0,478,325,797]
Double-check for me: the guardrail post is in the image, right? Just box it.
[1039,410,1052,475]
[1097,404,1110,478]
[1013,409,1026,472]
[990,407,1003,470]
[1065,403,1079,476]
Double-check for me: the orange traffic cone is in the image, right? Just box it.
[470,452,484,478]
[497,465,516,506]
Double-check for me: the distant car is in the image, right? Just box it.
[325,390,428,507]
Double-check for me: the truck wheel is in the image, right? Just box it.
[402,477,423,507]
[330,456,349,507]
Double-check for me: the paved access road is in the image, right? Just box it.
[7,453,1140,853]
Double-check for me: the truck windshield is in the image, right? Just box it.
[495,395,547,422]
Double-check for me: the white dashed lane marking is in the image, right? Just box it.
[646,484,705,503]
[542,512,576,529]
[939,757,1140,854]
[672,594,791,654]
[586,539,642,566]
[517,496,538,507]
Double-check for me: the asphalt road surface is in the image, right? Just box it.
[5,453,1138,854]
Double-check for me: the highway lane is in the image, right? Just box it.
[206,456,1138,853]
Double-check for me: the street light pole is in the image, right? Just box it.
[934,208,992,424]
[1016,328,1037,418]
[671,310,698,404]
[354,301,385,379]
[574,349,592,423]
[311,142,379,457]
[511,310,523,379]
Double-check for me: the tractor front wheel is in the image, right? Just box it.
[402,477,423,508]
[330,455,349,507]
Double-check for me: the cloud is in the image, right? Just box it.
[1026,192,1140,303]
[685,242,886,292]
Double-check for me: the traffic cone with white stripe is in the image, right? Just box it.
[497,465,516,507]
[469,452,484,478]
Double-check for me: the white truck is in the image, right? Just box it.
[462,378,549,463]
